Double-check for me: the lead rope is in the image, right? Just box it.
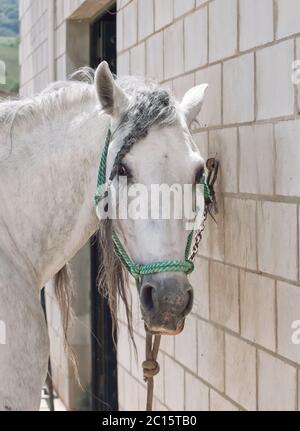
[142,333,161,411]
[142,158,219,411]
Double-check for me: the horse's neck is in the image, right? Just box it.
[1,102,109,287]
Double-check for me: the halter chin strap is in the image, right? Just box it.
[94,128,212,279]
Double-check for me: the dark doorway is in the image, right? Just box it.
[90,5,117,74]
[90,3,118,412]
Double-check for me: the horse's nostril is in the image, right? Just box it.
[140,284,156,313]
[185,288,194,315]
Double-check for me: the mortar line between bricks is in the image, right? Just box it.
[119,0,210,53]
[196,254,300,288]
[151,351,245,411]
[192,315,300,371]
[123,326,282,411]
[122,312,300,409]
[223,192,300,204]
[118,364,170,410]
[122,327,245,409]
[119,28,300,81]
[123,345,245,411]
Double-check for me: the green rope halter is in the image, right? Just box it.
[94,128,211,279]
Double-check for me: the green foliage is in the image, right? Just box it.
[0,36,19,94]
[0,0,19,37]
[0,0,18,93]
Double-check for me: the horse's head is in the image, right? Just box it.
[95,62,208,336]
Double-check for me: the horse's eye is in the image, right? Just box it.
[195,165,205,183]
[118,163,129,177]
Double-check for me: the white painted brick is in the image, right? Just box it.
[198,320,224,391]
[153,351,165,402]
[193,131,208,160]
[175,315,197,373]
[258,350,297,411]
[160,80,173,92]
[239,0,273,51]
[209,128,238,193]
[296,39,300,113]
[153,398,169,411]
[118,366,125,408]
[154,0,173,31]
[131,284,145,336]
[117,9,123,52]
[131,333,146,381]
[117,322,132,372]
[256,40,294,120]
[195,63,222,127]
[277,0,300,39]
[198,189,224,262]
[146,32,164,82]
[223,53,255,124]
[240,271,276,351]
[277,281,300,364]
[174,0,195,18]
[56,55,67,81]
[118,0,132,10]
[299,373,300,411]
[123,370,139,410]
[209,0,237,62]
[224,198,257,270]
[210,390,239,411]
[55,23,66,58]
[117,51,130,75]
[239,124,274,195]
[185,372,209,411]
[138,0,154,41]
[130,42,145,76]
[138,383,147,411]
[164,20,184,79]
[225,335,256,410]
[63,0,72,20]
[210,262,239,332]
[160,333,174,356]
[275,120,300,197]
[172,73,195,100]
[164,356,184,410]
[189,256,209,319]
[257,202,297,280]
[123,0,138,49]
[184,7,207,72]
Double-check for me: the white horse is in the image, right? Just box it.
[0,62,208,411]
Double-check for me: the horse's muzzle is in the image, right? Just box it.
[139,273,193,335]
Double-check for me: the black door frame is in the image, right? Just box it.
[90,3,118,412]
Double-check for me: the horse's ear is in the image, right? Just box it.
[180,84,208,126]
[94,61,129,117]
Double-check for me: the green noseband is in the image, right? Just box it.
[94,128,211,279]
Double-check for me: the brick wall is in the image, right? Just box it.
[117,0,300,411]
[19,0,84,95]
